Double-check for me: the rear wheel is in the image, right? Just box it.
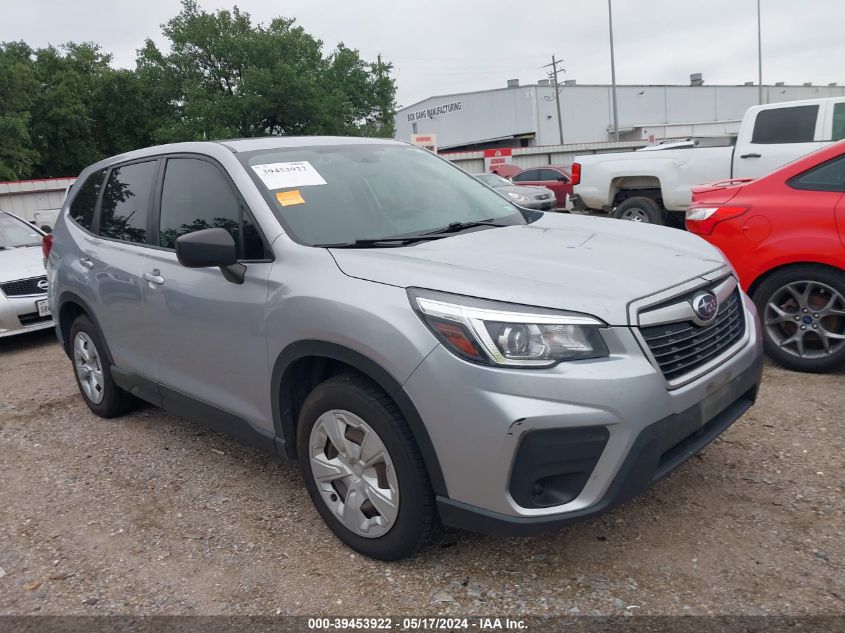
[753,265,845,373]
[297,373,438,560]
[69,315,136,417]
[613,196,665,224]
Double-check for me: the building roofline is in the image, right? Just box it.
[0,176,77,186]
[398,83,844,112]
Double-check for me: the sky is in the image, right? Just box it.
[2,0,843,108]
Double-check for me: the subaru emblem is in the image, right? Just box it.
[691,291,718,322]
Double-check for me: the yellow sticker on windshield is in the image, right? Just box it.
[276,190,305,206]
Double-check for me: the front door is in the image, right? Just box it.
[140,156,273,429]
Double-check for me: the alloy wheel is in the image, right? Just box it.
[620,208,648,222]
[764,280,845,359]
[73,332,105,404]
[309,409,400,538]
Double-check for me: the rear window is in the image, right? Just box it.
[789,155,845,192]
[68,169,106,231]
[751,105,818,144]
[98,161,158,244]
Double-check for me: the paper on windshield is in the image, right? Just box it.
[276,190,305,206]
[252,161,327,190]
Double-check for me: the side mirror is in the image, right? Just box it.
[175,228,245,284]
[40,225,53,234]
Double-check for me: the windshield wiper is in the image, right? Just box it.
[316,235,448,249]
[315,220,509,248]
[423,219,508,236]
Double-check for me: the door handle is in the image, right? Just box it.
[143,270,165,286]
[740,153,762,159]
[80,257,94,269]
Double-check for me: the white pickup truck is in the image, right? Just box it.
[571,96,845,224]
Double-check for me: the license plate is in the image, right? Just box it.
[36,299,51,317]
[699,379,737,423]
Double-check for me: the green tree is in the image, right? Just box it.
[138,0,397,141]
[29,42,110,177]
[0,42,38,180]
[0,2,397,181]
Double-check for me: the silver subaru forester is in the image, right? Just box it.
[47,137,763,560]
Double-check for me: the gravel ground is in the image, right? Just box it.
[0,329,843,617]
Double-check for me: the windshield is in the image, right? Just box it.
[239,143,531,246]
[475,173,511,188]
[0,213,42,249]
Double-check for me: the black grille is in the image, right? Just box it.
[1,276,47,297]
[18,312,51,327]
[641,290,745,381]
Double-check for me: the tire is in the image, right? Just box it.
[612,196,665,224]
[297,372,438,560]
[69,315,136,417]
[752,265,845,373]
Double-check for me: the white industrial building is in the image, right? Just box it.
[397,78,845,151]
[0,178,75,227]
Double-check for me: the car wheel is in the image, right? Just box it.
[69,315,136,417]
[753,265,845,373]
[613,197,665,224]
[297,372,438,560]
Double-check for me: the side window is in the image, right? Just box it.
[99,161,157,243]
[68,169,106,231]
[788,155,845,192]
[540,169,565,181]
[158,158,265,259]
[513,169,540,182]
[832,103,845,142]
[751,105,819,144]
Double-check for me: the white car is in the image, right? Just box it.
[572,96,845,224]
[0,212,54,339]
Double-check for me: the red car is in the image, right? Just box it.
[510,165,573,208]
[686,139,845,373]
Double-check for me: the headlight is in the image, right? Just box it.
[506,191,530,203]
[408,289,609,368]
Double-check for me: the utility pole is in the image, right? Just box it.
[608,0,620,141]
[757,0,763,104]
[542,55,565,145]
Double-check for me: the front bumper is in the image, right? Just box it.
[519,199,556,211]
[402,293,763,534]
[0,293,54,338]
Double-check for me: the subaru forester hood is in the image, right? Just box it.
[329,214,727,325]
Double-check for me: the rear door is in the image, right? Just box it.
[735,103,828,179]
[83,159,160,379]
[140,155,273,427]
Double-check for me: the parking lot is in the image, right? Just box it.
[0,329,842,616]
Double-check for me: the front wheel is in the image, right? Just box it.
[297,373,438,560]
[753,265,845,373]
